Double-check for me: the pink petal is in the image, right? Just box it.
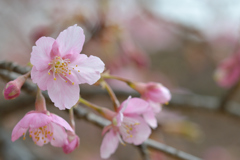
[102,125,112,136]
[31,66,53,90]
[51,113,73,132]
[30,37,55,70]
[50,122,68,147]
[47,77,80,110]
[11,124,28,142]
[120,116,151,145]
[14,111,51,128]
[121,98,149,115]
[50,41,61,59]
[100,129,119,159]
[143,109,157,128]
[148,100,162,113]
[70,54,105,85]
[55,24,85,57]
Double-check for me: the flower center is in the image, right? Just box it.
[120,118,140,139]
[24,125,55,145]
[48,56,79,85]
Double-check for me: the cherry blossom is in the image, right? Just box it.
[12,110,73,147]
[30,24,105,110]
[100,97,151,159]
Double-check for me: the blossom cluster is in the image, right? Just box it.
[3,25,171,159]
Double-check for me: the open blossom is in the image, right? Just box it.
[62,130,80,154]
[30,24,105,110]
[3,73,29,100]
[214,52,240,88]
[100,97,151,159]
[131,82,171,128]
[12,111,73,147]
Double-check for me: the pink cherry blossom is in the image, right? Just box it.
[100,97,151,159]
[12,111,73,147]
[62,131,80,154]
[30,24,105,110]
[132,82,171,128]
[214,52,240,88]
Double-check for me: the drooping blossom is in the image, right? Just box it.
[3,72,30,100]
[131,82,171,128]
[11,111,73,147]
[30,24,105,110]
[214,52,240,88]
[100,97,151,159]
[62,130,80,154]
[12,87,74,148]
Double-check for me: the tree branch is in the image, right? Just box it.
[0,62,205,160]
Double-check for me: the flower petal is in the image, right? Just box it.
[100,129,119,159]
[30,37,55,70]
[120,116,151,145]
[70,54,105,85]
[143,109,157,128]
[148,100,162,113]
[121,98,149,115]
[55,24,85,57]
[51,113,73,132]
[47,77,80,110]
[50,122,68,147]
[31,66,53,90]
[11,124,27,142]
[16,111,51,128]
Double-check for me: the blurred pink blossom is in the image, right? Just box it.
[214,51,240,88]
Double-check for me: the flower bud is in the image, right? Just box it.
[3,74,29,100]
[131,82,171,104]
[63,131,80,154]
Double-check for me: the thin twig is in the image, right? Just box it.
[100,80,120,110]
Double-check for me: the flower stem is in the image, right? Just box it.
[78,97,116,120]
[102,74,131,85]
[69,107,75,131]
[78,97,103,113]
[35,87,47,112]
[101,80,120,111]
[23,71,31,79]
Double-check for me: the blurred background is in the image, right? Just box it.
[0,0,240,159]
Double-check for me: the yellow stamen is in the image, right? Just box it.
[54,78,56,80]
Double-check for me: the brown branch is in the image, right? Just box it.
[219,81,240,111]
[0,62,203,160]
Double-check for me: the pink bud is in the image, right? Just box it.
[3,74,29,100]
[63,131,80,154]
[131,82,171,104]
